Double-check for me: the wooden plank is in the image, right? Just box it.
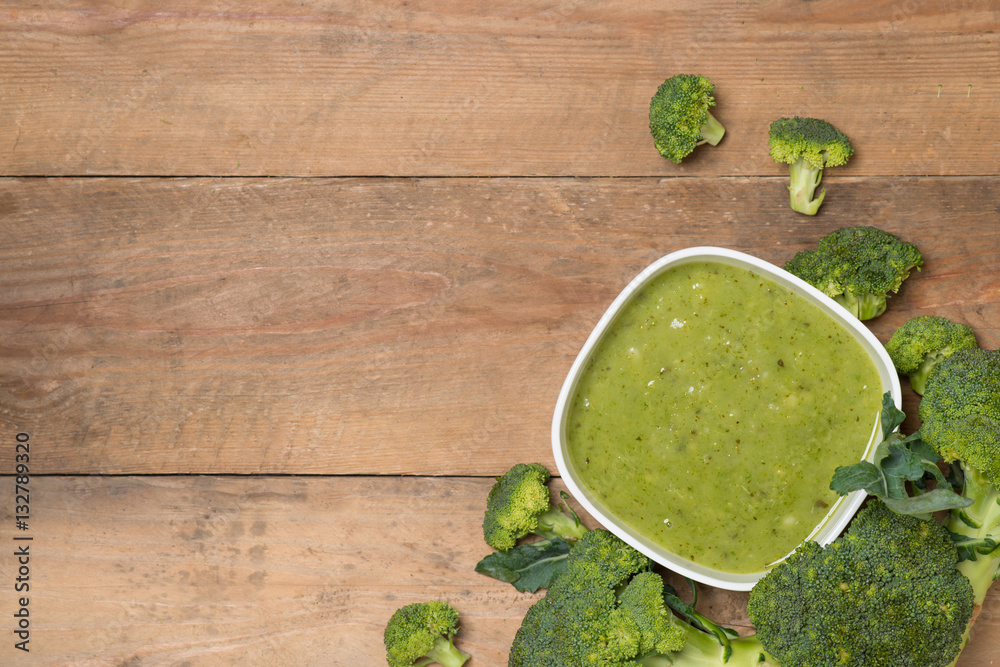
[2,176,998,474]
[0,475,509,665]
[0,475,995,665]
[0,1,998,177]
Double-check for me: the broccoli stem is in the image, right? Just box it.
[940,466,1000,667]
[638,623,776,666]
[909,352,947,396]
[786,157,825,216]
[697,111,726,147]
[535,505,588,542]
[949,467,1000,605]
[832,291,888,320]
[423,636,471,667]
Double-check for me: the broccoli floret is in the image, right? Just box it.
[649,75,726,164]
[747,500,974,667]
[768,116,853,215]
[922,414,1000,487]
[482,463,587,551]
[384,601,471,667]
[919,347,1000,432]
[785,225,923,320]
[508,529,775,667]
[917,347,1000,604]
[885,315,979,394]
[617,572,688,658]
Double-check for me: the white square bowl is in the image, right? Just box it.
[551,247,902,591]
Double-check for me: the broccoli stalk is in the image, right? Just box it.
[885,315,978,395]
[698,111,726,147]
[949,465,1000,603]
[784,225,923,320]
[384,601,471,667]
[637,622,775,667]
[785,156,826,216]
[768,116,853,215]
[649,75,726,164]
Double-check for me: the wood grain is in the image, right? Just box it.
[1,2,997,665]
[1,1,998,177]
[3,176,997,474]
[1,475,996,666]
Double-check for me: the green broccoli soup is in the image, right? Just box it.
[566,260,883,574]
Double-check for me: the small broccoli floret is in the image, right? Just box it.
[747,499,974,667]
[923,414,1000,487]
[919,347,1000,433]
[917,347,1000,604]
[509,529,774,667]
[384,601,471,667]
[616,572,687,658]
[482,462,587,551]
[768,116,853,215]
[649,75,725,164]
[785,225,923,320]
[885,315,979,394]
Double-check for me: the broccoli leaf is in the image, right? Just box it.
[881,487,976,516]
[831,438,970,516]
[831,392,972,517]
[474,538,572,593]
[879,391,906,441]
[949,531,1000,562]
[829,460,883,496]
[831,394,920,497]
[879,440,925,495]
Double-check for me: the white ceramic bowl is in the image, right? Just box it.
[552,247,901,591]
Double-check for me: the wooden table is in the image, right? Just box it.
[2,2,998,665]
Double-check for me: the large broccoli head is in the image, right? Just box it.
[918,347,1000,485]
[747,499,974,667]
[768,116,853,215]
[384,601,471,667]
[784,225,923,320]
[482,462,586,551]
[649,74,726,164]
[885,315,978,395]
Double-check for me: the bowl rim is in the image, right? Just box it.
[551,246,902,591]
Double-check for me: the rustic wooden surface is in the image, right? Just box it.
[1,1,999,665]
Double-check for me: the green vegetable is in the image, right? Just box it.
[918,347,1000,597]
[384,601,471,667]
[475,536,573,593]
[885,315,978,394]
[649,75,726,164]
[747,500,974,667]
[508,504,976,667]
[784,225,923,320]
[768,116,853,215]
[482,462,587,551]
[508,529,770,667]
[831,392,972,519]
[832,347,1000,665]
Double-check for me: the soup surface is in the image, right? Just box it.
[566,260,882,573]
